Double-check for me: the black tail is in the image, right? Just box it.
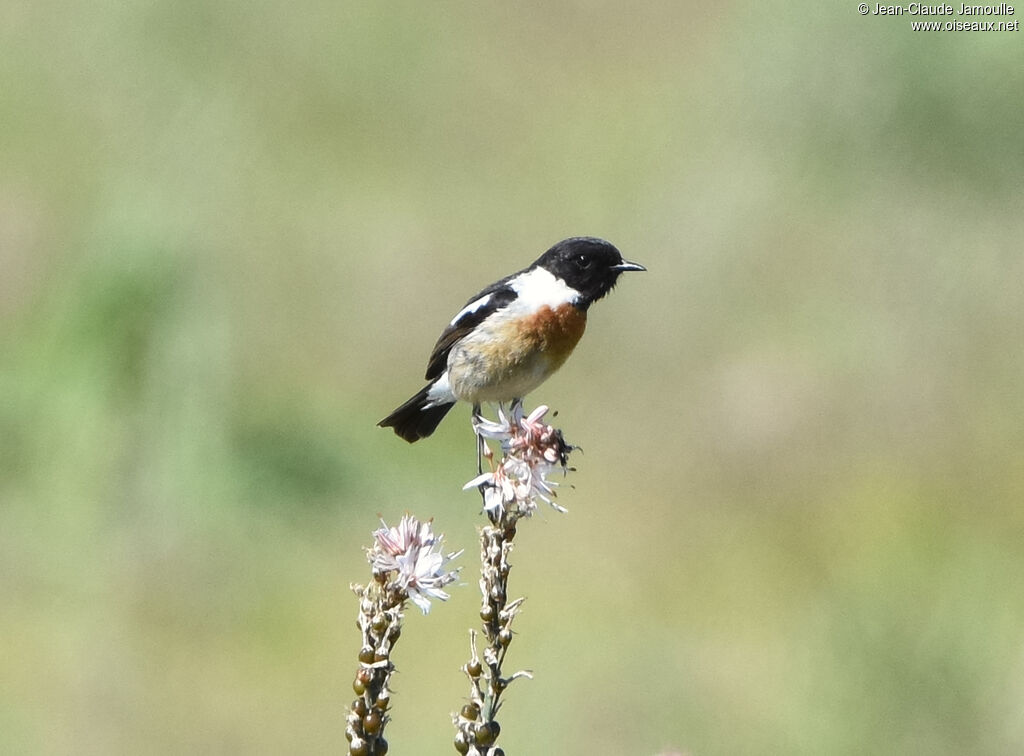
[378,384,456,443]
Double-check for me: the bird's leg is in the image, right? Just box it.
[511,397,523,421]
[473,402,484,476]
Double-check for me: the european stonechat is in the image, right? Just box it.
[379,236,645,442]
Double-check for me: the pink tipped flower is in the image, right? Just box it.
[369,515,462,614]
[371,514,424,569]
[511,405,573,467]
[465,403,574,516]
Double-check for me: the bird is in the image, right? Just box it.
[378,236,645,443]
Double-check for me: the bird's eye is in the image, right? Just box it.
[576,255,592,270]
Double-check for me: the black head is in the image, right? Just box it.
[534,237,645,309]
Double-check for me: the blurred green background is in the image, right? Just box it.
[2,2,1022,754]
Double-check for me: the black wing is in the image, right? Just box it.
[424,281,518,380]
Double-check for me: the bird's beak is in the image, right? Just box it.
[611,260,646,272]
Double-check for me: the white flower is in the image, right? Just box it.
[369,515,462,614]
[464,470,508,515]
[465,403,573,516]
[371,514,423,571]
[464,461,536,517]
[471,404,515,442]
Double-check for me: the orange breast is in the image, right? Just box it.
[519,303,587,361]
[446,302,588,402]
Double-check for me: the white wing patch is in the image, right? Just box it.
[450,293,493,326]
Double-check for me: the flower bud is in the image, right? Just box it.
[474,722,496,746]
[363,711,382,735]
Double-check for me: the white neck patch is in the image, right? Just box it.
[510,267,578,310]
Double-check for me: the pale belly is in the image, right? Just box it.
[446,305,586,403]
